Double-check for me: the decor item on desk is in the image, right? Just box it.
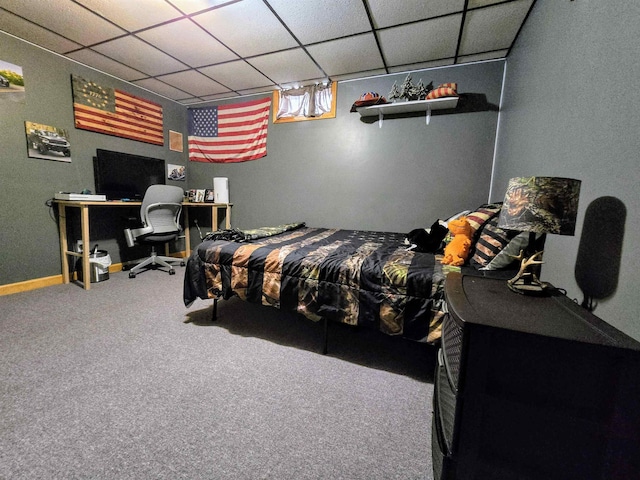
[498,176,581,295]
[441,217,472,266]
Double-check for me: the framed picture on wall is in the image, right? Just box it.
[167,163,185,181]
[0,59,25,104]
[169,130,183,152]
[25,121,71,162]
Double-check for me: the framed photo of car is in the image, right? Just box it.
[25,121,72,162]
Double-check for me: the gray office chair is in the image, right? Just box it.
[124,185,185,278]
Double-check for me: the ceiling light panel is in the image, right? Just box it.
[192,0,298,58]
[247,48,325,85]
[306,33,384,76]
[137,19,238,68]
[0,0,125,45]
[66,49,146,81]
[267,0,370,45]
[198,60,274,91]
[459,0,534,56]
[367,0,466,29]
[0,9,81,53]
[156,70,229,96]
[379,15,462,67]
[92,35,187,76]
[75,0,182,31]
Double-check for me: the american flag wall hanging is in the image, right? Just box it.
[71,75,164,146]
[188,97,271,163]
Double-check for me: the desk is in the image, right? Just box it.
[55,200,232,290]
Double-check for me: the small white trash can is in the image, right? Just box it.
[77,250,112,283]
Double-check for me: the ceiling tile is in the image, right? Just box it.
[267,0,370,45]
[156,70,229,96]
[66,48,146,81]
[457,50,508,63]
[92,36,187,76]
[0,9,81,53]
[137,19,238,67]
[368,0,466,29]
[330,69,387,82]
[247,48,326,86]
[307,33,384,76]
[468,0,509,8]
[199,92,241,102]
[459,0,534,56]
[192,0,298,57]
[132,77,194,100]
[169,0,237,15]
[198,60,274,91]
[379,15,462,67]
[0,0,126,45]
[180,97,210,105]
[76,0,182,31]
[387,58,455,73]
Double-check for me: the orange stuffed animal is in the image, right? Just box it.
[441,216,472,266]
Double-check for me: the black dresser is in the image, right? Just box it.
[432,272,640,479]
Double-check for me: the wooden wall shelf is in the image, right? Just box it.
[356,97,459,127]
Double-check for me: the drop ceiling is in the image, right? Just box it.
[0,0,535,105]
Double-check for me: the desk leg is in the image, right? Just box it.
[59,204,70,284]
[212,206,219,231]
[225,205,231,229]
[80,205,91,290]
[183,207,191,257]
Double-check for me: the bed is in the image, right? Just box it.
[183,223,448,347]
[183,203,521,350]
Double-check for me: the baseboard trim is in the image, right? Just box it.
[0,262,125,296]
[0,251,187,296]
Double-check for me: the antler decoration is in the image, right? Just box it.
[507,250,546,291]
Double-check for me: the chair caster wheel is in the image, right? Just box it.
[180,261,186,267]
[169,269,176,275]
[129,272,136,278]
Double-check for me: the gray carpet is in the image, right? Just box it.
[1,268,436,479]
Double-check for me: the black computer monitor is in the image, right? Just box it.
[93,149,165,200]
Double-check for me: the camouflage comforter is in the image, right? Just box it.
[184,226,446,343]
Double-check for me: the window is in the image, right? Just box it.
[273,82,337,123]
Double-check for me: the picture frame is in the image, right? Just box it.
[169,130,183,152]
[204,189,215,202]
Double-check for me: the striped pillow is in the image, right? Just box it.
[426,83,458,100]
[470,215,519,268]
[466,203,502,236]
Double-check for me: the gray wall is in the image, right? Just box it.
[0,32,188,284]
[1,30,504,290]
[492,0,640,340]
[188,61,504,234]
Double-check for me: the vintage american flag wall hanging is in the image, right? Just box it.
[188,97,271,163]
[71,75,164,146]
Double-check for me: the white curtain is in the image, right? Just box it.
[277,83,333,119]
